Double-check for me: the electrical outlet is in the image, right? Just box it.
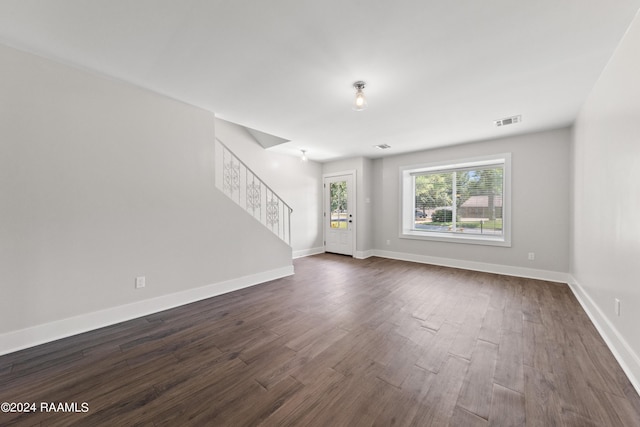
[135,276,146,289]
[528,252,535,261]
[386,240,391,245]
[615,298,621,316]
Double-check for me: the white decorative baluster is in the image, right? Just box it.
[215,138,293,245]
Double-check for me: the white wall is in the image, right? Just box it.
[215,119,324,258]
[571,11,640,390]
[361,157,375,255]
[371,128,571,280]
[0,44,292,353]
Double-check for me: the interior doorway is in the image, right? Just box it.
[324,171,355,256]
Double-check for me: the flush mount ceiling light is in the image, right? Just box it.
[352,81,367,111]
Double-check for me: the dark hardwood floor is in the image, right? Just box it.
[1,254,639,426]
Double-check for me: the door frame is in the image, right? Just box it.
[323,170,357,257]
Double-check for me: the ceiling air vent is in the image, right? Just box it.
[494,115,522,127]
[375,144,391,150]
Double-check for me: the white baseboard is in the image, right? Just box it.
[0,265,294,356]
[355,249,374,259]
[292,246,325,259]
[295,248,373,260]
[372,249,569,283]
[567,276,640,396]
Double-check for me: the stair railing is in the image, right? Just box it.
[215,138,292,245]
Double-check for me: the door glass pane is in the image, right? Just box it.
[330,181,348,229]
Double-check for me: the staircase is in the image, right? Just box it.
[215,138,293,245]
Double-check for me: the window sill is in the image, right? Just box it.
[401,229,511,247]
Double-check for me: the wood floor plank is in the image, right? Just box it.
[488,383,525,427]
[522,282,543,324]
[564,326,626,397]
[494,329,525,393]
[189,375,304,426]
[287,362,382,427]
[1,254,639,426]
[410,355,469,426]
[559,410,600,427]
[284,321,339,351]
[415,322,459,373]
[370,386,421,427]
[449,406,489,427]
[591,388,640,426]
[503,306,523,334]
[338,377,400,426]
[257,368,346,426]
[288,325,380,384]
[449,310,485,360]
[456,340,499,420]
[400,365,437,403]
[411,290,444,321]
[422,291,458,331]
[523,365,562,427]
[477,306,503,345]
[375,338,422,388]
[255,326,350,389]
[546,344,613,424]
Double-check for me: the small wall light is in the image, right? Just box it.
[301,149,308,162]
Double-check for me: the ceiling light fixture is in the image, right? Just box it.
[352,81,367,111]
[300,149,308,162]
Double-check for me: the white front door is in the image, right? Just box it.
[324,173,355,256]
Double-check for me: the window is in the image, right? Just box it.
[400,154,511,246]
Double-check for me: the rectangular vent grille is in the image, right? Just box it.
[495,115,522,127]
[375,144,391,150]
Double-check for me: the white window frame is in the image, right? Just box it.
[400,153,512,247]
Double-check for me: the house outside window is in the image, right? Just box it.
[400,154,511,247]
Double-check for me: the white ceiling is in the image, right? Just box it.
[1,1,639,162]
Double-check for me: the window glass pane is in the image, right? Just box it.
[413,166,503,236]
[330,181,348,229]
[457,167,503,235]
[414,172,453,231]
